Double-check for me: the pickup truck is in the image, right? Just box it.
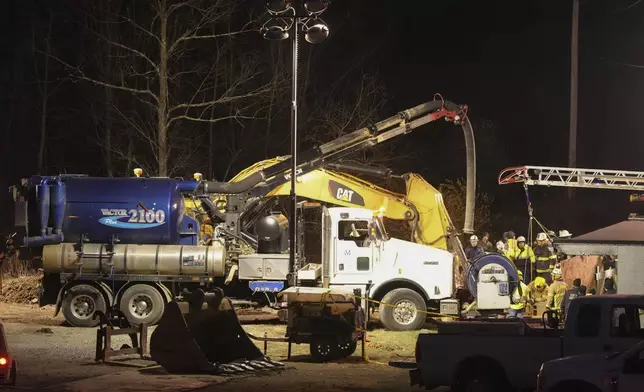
[396,295,644,392]
[537,338,644,392]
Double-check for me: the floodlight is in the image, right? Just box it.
[303,0,330,15]
[261,20,290,40]
[304,20,329,44]
[266,0,293,14]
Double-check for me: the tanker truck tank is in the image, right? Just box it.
[42,242,227,277]
[19,175,200,248]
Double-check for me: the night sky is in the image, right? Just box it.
[2,0,644,239]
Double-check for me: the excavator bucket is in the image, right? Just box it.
[150,289,284,375]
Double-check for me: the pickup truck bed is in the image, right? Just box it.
[405,296,644,392]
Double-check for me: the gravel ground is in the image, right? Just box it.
[0,303,444,392]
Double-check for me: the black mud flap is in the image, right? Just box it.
[150,294,284,375]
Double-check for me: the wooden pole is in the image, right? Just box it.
[568,0,580,200]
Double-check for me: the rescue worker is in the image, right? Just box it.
[604,277,617,294]
[562,278,582,318]
[503,231,517,254]
[464,235,485,260]
[527,276,549,304]
[508,270,529,319]
[533,232,557,284]
[508,236,535,283]
[495,240,506,255]
[480,232,493,252]
[546,265,568,319]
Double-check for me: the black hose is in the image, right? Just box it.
[200,171,265,194]
[461,116,476,234]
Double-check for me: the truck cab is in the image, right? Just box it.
[319,207,454,330]
[538,298,644,392]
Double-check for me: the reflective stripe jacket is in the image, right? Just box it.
[534,244,556,272]
[508,246,535,265]
[510,282,530,310]
[547,280,568,310]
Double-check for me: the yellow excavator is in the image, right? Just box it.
[189,158,457,250]
[185,158,467,291]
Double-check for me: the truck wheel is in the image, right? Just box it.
[9,360,16,386]
[379,288,426,331]
[453,372,508,392]
[309,337,338,362]
[337,338,357,358]
[119,284,165,326]
[61,284,107,328]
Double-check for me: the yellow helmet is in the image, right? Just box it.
[534,276,546,289]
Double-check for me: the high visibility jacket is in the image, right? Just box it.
[534,244,557,272]
[527,280,549,303]
[547,280,568,310]
[509,246,535,266]
[510,282,529,310]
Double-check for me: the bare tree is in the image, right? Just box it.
[304,72,414,167]
[58,0,282,176]
[32,10,55,174]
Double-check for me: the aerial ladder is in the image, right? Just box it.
[498,166,644,191]
[498,165,644,241]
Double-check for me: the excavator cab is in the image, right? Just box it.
[150,288,284,375]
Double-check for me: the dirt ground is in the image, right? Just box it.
[0,302,444,392]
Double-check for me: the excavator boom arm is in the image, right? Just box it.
[199,98,468,196]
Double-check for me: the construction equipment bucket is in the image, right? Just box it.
[150,289,284,375]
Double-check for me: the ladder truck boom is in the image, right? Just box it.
[498,165,644,191]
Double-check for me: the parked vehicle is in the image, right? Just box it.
[537,338,644,392]
[395,295,644,391]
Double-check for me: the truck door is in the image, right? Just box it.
[565,303,644,356]
[333,219,373,281]
[616,342,644,391]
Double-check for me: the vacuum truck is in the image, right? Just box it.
[6,97,480,329]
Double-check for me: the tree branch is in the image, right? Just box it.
[42,51,160,103]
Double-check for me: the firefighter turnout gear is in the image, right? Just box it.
[508,238,535,283]
[546,266,567,318]
[534,232,557,284]
[527,277,549,303]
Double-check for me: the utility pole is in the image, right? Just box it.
[568,0,579,200]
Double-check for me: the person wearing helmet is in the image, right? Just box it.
[527,276,549,304]
[495,240,507,256]
[464,235,484,260]
[508,270,529,319]
[546,264,568,319]
[508,236,535,283]
[534,232,557,284]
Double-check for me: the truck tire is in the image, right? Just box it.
[119,284,165,326]
[379,288,427,331]
[61,284,107,328]
[9,360,17,386]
